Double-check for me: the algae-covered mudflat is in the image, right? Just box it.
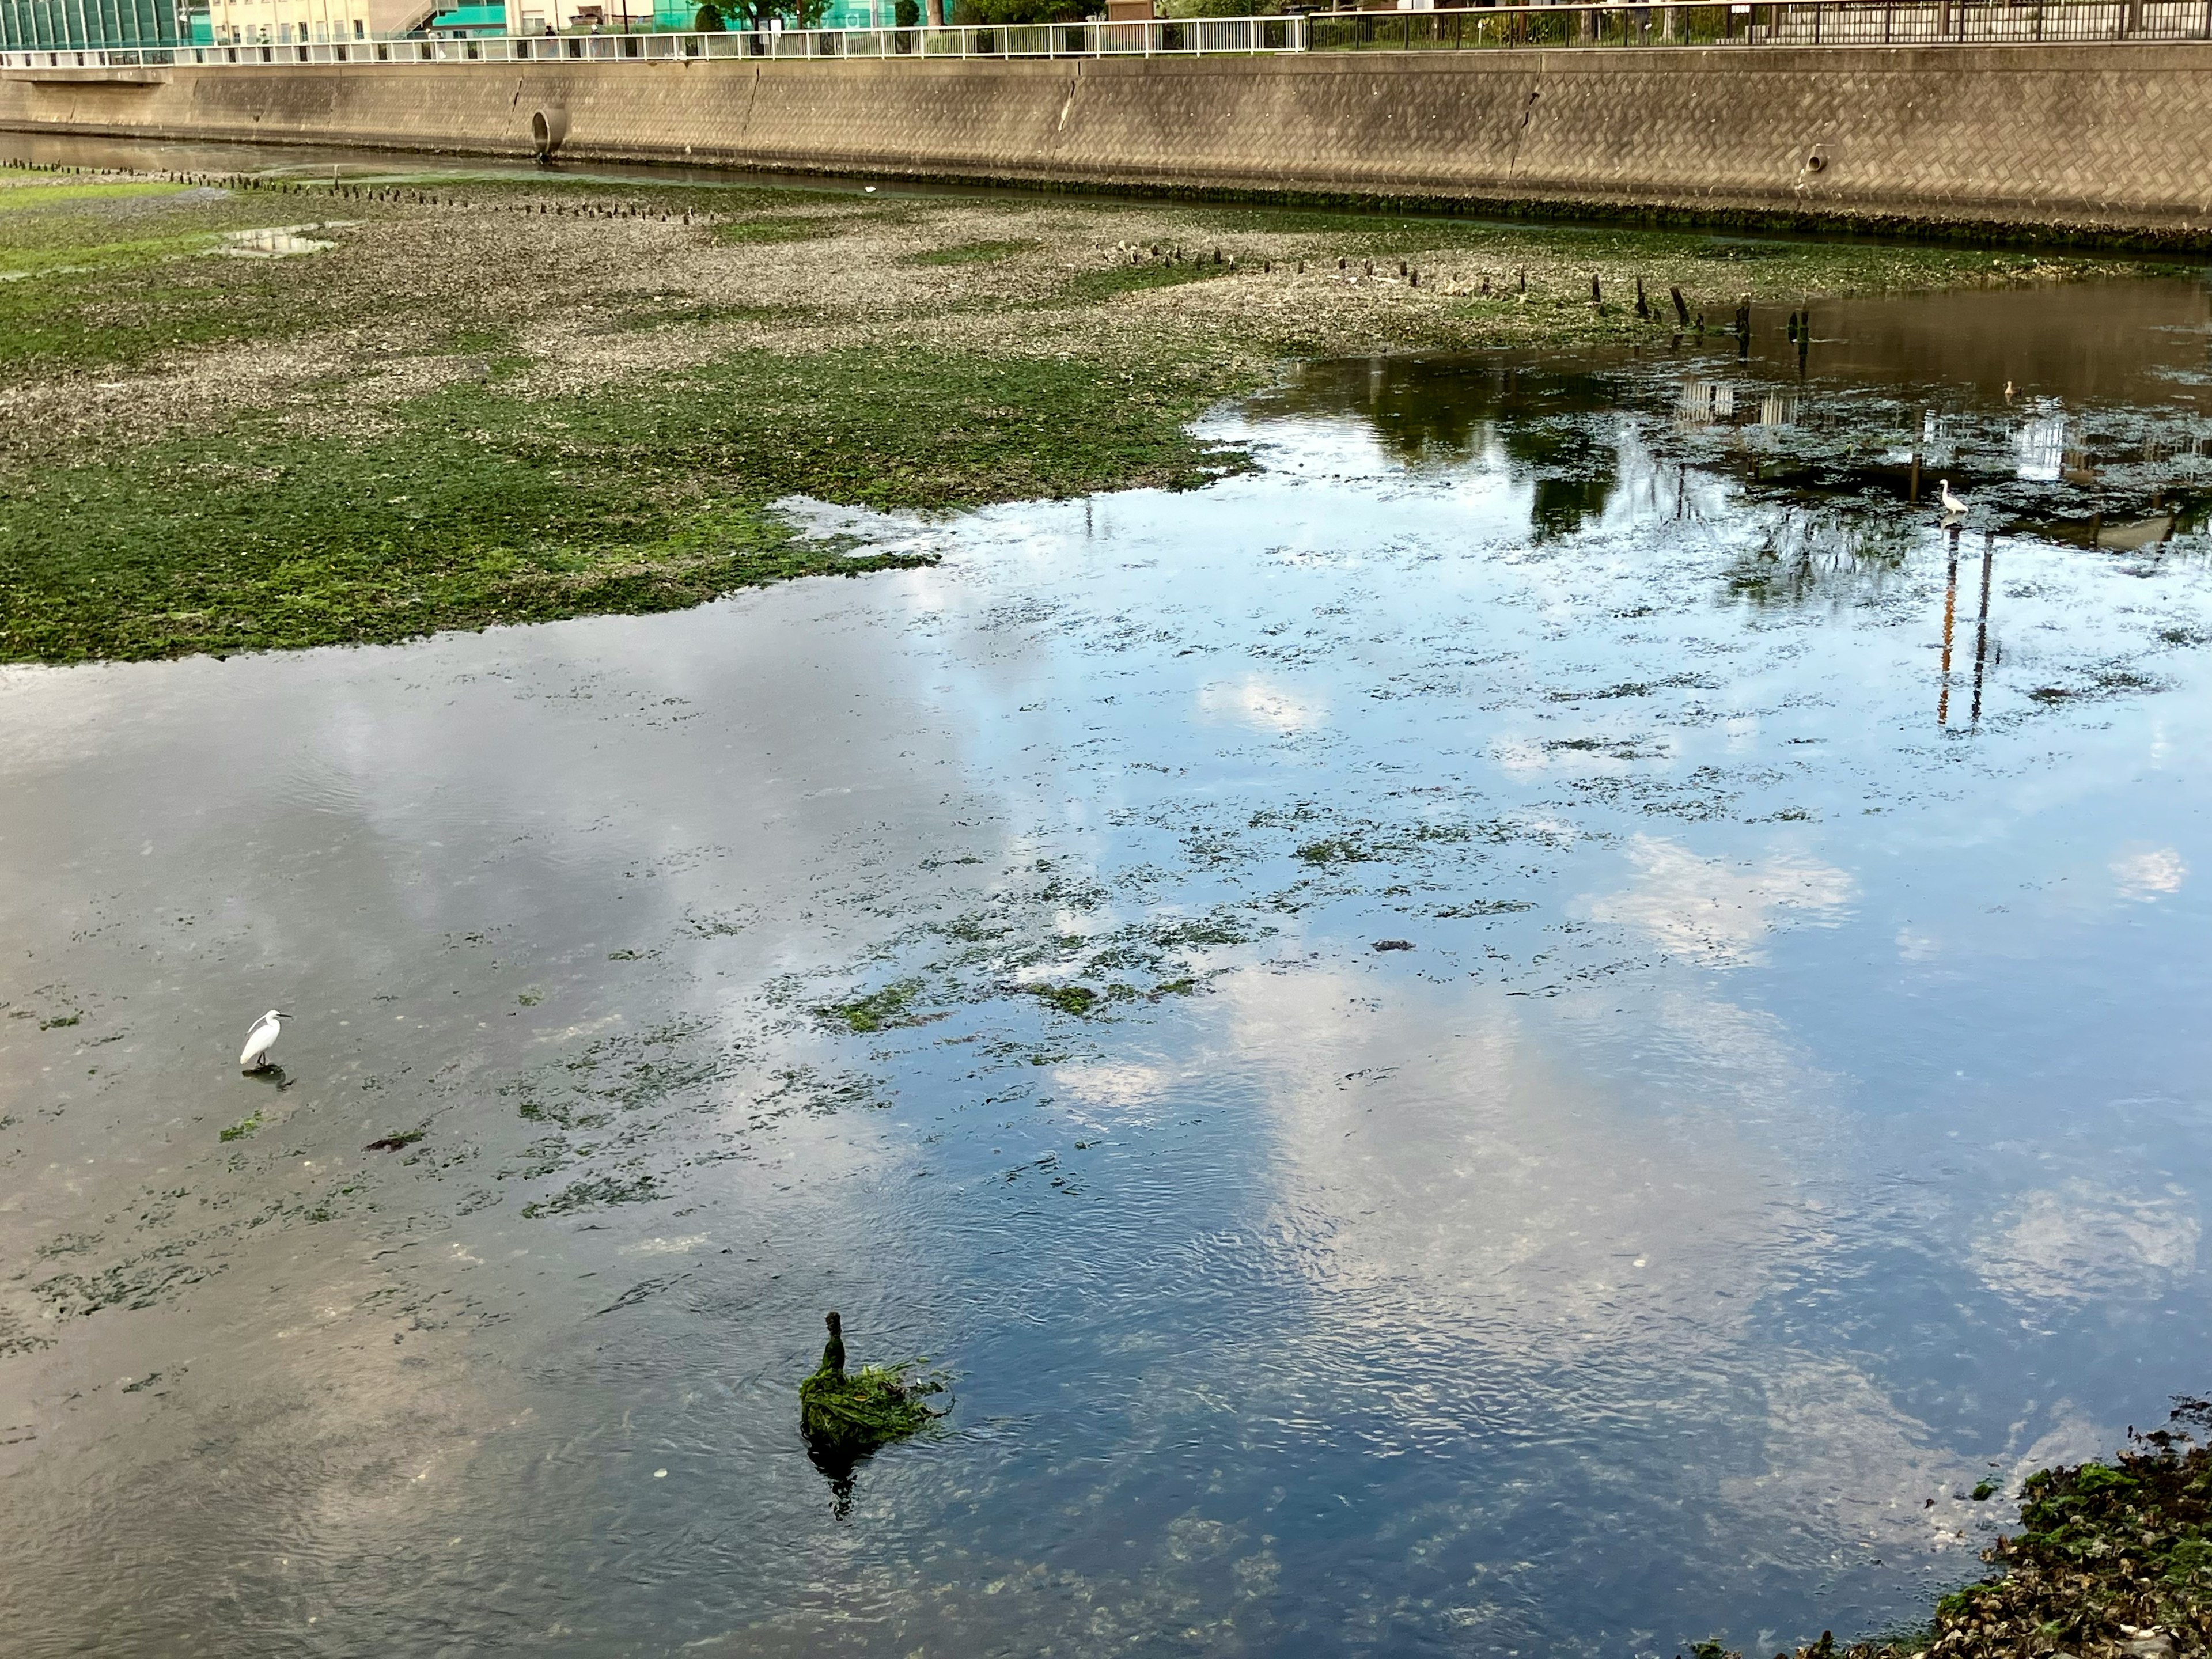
[4,142,2212,1659]
[0,154,2133,664]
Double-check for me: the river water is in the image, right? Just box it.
[5,271,2212,1657]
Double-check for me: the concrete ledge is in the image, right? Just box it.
[0,47,2207,241]
[2,67,170,85]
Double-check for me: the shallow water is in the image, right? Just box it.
[6,275,2212,1658]
[217,224,339,256]
[0,127,1201,204]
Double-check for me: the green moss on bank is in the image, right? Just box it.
[1706,1405,2212,1659]
[0,180,412,376]
[0,177,191,211]
[0,346,1240,662]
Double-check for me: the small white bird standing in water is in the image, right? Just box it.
[238,1009,289,1072]
[1940,479,1968,517]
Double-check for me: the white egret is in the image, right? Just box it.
[238,1009,289,1072]
[1940,479,1968,517]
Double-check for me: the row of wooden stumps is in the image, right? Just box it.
[1588,271,1702,331]
[2,158,725,226]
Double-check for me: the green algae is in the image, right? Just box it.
[1296,836,1376,865]
[1046,257,1229,308]
[218,1109,262,1142]
[905,237,1037,265]
[0,344,1234,663]
[820,981,923,1033]
[0,206,395,376]
[1030,983,1100,1016]
[0,177,191,212]
[798,1361,943,1455]
[520,1172,659,1218]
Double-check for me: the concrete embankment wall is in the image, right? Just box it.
[2,46,2209,239]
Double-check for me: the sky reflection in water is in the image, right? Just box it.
[3,277,2212,1658]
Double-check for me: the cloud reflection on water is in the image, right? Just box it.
[2112,844,2189,899]
[1584,835,1855,968]
[1971,1183,2202,1305]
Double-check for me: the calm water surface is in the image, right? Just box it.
[5,276,2212,1658]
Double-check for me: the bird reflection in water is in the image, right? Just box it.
[806,1440,862,1521]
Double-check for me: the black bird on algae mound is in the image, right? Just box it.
[799,1311,945,1511]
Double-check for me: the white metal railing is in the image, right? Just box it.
[0,15,1304,68]
[5,0,2208,69]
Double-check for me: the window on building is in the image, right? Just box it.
[353,17,365,36]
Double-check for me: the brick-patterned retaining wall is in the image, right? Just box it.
[2,46,2208,238]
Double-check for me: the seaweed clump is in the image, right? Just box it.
[1691,1396,2212,1658]
[797,1311,943,1458]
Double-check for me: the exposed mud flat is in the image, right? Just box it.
[0,146,2137,661]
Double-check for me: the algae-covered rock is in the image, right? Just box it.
[798,1363,942,1455]
[1697,1396,2212,1659]
[798,1310,943,1457]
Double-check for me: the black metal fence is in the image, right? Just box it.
[1305,0,2212,50]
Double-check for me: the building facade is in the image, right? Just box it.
[202,0,906,39]
[519,0,901,26]
[0,0,186,50]
[203,0,437,41]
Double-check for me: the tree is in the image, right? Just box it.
[952,0,1084,20]
[692,1,725,25]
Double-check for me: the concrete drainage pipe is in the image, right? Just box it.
[531,108,569,161]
